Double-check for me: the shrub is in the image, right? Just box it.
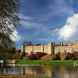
[53,52,61,60]
[65,52,73,60]
[28,52,47,60]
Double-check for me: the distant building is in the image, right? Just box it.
[54,42,78,54]
[21,42,54,55]
[21,41,78,59]
[54,42,73,54]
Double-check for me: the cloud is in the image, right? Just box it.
[57,13,78,41]
[19,13,42,29]
[19,13,48,30]
[20,20,49,32]
[18,0,77,44]
[20,0,74,23]
[18,13,32,21]
[34,0,74,22]
[10,30,21,42]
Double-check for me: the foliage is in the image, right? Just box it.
[28,52,47,60]
[0,0,19,48]
[53,52,61,60]
[65,51,78,60]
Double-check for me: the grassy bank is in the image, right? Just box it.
[16,59,78,66]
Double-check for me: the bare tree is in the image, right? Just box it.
[0,0,19,48]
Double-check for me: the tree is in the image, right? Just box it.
[0,0,19,48]
[0,0,19,61]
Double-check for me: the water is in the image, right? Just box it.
[0,64,78,78]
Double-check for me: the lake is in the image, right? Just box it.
[0,64,78,78]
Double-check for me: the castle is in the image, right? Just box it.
[21,42,54,55]
[21,42,78,56]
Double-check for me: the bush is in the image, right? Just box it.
[65,52,73,60]
[28,52,47,60]
[72,51,78,60]
[53,52,61,60]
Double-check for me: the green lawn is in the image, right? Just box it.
[16,59,78,66]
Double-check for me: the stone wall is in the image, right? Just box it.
[22,43,53,55]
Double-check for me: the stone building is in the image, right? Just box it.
[54,42,78,54]
[21,42,54,55]
[54,43,73,54]
[54,42,78,60]
[21,42,78,60]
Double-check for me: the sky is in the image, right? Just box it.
[14,0,78,48]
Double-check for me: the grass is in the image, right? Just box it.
[16,59,78,66]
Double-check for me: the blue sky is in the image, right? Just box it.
[15,0,78,48]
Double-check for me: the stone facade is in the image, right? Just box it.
[21,42,78,56]
[21,43,54,55]
[54,43,78,54]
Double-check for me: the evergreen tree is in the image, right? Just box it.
[0,0,19,48]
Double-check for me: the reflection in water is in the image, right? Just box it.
[0,64,78,78]
[64,65,78,78]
